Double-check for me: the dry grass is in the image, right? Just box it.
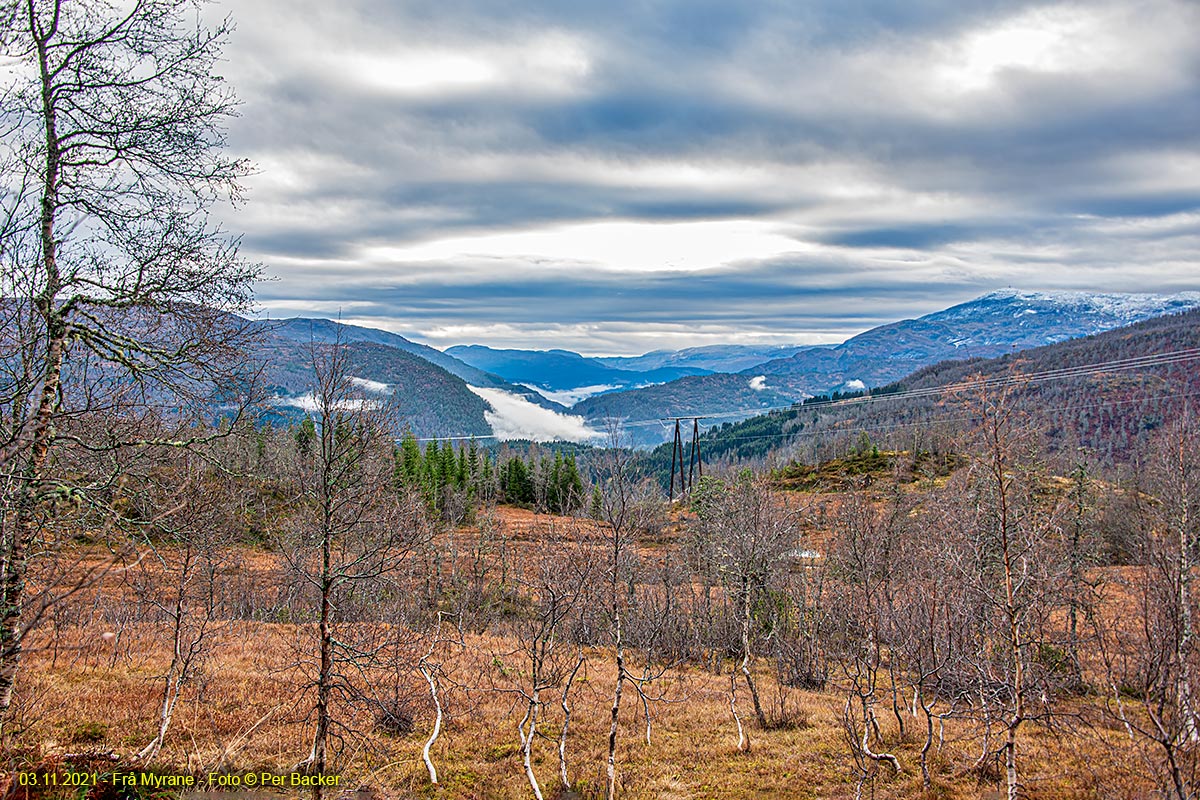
[0,509,1160,799]
[12,624,895,798]
[6,617,1150,798]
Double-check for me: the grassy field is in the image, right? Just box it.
[0,507,1158,799]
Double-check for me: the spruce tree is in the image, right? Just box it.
[424,442,441,511]
[456,445,469,489]
[295,418,317,458]
[563,455,585,514]
[398,431,423,487]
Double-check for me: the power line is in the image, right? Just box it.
[694,387,1200,449]
[666,417,703,500]
[608,345,1200,433]
[412,345,1200,444]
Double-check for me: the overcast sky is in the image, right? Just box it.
[213,0,1200,355]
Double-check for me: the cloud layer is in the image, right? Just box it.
[468,386,599,442]
[212,0,1200,353]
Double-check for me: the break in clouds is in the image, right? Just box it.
[215,0,1200,354]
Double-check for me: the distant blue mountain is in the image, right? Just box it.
[573,290,1200,444]
[444,345,710,394]
[596,343,819,374]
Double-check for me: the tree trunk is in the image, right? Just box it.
[558,653,583,790]
[993,419,1023,800]
[1174,433,1198,742]
[136,591,189,763]
[519,690,544,800]
[1066,465,1087,685]
[607,605,624,800]
[420,655,442,785]
[919,689,934,789]
[0,21,65,727]
[740,582,767,728]
[311,579,332,773]
[298,501,334,791]
[730,674,746,751]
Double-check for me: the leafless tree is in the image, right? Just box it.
[823,484,911,789]
[1101,415,1200,799]
[771,555,830,694]
[276,341,428,786]
[828,485,913,742]
[1062,460,1102,689]
[557,647,585,791]
[591,426,665,798]
[841,658,902,798]
[938,381,1067,800]
[127,450,235,763]
[0,0,258,726]
[441,507,514,633]
[691,471,803,741]
[494,519,593,799]
[888,517,958,791]
[416,612,459,787]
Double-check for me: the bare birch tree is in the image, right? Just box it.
[128,450,234,763]
[692,471,802,741]
[278,341,428,785]
[0,0,257,726]
[494,520,592,799]
[592,429,663,798]
[941,381,1066,800]
[1101,415,1200,798]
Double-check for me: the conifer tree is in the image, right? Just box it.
[295,419,317,458]
[398,431,423,488]
[423,442,441,511]
[481,451,494,502]
[562,455,585,514]
[456,445,469,490]
[439,442,455,491]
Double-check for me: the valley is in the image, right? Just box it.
[4,296,1199,800]
[3,3,1197,797]
[250,290,1200,448]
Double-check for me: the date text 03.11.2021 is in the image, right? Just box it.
[15,771,98,788]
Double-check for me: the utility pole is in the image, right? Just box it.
[689,417,702,489]
[666,417,704,501]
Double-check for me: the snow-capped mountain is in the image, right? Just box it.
[755,290,1200,378]
[572,290,1200,443]
[921,290,1200,346]
[247,290,1200,446]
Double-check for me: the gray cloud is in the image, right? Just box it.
[213,0,1200,353]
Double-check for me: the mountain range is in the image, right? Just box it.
[596,344,818,374]
[245,290,1200,445]
[569,290,1200,441]
[266,318,562,409]
[444,345,708,398]
[662,303,1200,473]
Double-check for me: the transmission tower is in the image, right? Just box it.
[666,417,704,501]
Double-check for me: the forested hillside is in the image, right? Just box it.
[255,335,496,438]
[572,290,1200,443]
[571,372,797,443]
[264,317,565,409]
[650,307,1200,475]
